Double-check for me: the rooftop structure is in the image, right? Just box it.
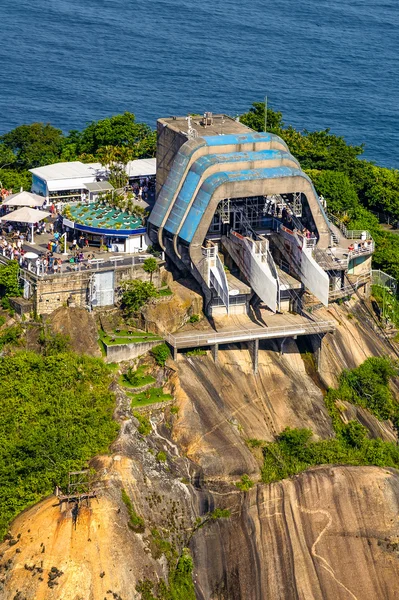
[30,158,156,202]
[150,113,374,317]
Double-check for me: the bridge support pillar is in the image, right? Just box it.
[309,334,324,371]
[172,346,178,361]
[248,339,259,375]
[279,337,287,356]
[211,343,219,363]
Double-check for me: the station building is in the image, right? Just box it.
[149,113,374,316]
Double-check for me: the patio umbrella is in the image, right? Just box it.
[24,252,39,259]
[0,206,51,244]
[3,191,45,208]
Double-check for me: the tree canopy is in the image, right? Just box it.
[0,350,118,538]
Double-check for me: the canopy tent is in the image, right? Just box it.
[84,181,114,193]
[0,206,51,244]
[3,191,45,208]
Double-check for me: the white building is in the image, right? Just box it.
[30,158,156,202]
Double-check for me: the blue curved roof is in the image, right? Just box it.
[178,167,307,242]
[164,150,299,235]
[149,132,289,228]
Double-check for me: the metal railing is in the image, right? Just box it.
[166,319,336,348]
[328,273,370,300]
[327,212,373,242]
[371,269,397,294]
[1,253,155,279]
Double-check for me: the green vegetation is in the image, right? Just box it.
[133,411,152,436]
[137,509,230,600]
[143,257,158,283]
[156,451,167,463]
[0,351,118,538]
[372,284,399,329]
[235,474,255,491]
[130,387,173,408]
[186,348,207,357]
[121,280,159,315]
[327,356,397,421]
[151,343,171,366]
[99,327,162,346]
[188,314,200,323]
[121,364,156,388]
[0,112,156,192]
[260,357,399,484]
[0,261,22,308]
[121,488,145,532]
[240,101,399,281]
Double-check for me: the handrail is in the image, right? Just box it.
[166,319,336,347]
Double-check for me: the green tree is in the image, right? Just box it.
[306,170,360,216]
[0,168,32,192]
[121,279,158,314]
[240,102,284,134]
[0,260,22,300]
[76,112,154,156]
[143,257,158,283]
[151,343,170,367]
[0,123,64,169]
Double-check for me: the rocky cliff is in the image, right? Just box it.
[1,298,399,599]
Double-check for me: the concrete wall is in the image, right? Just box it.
[349,255,372,276]
[104,339,161,363]
[25,264,164,316]
[156,121,187,196]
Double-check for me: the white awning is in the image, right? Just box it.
[0,207,51,224]
[3,191,45,207]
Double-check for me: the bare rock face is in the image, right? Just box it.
[141,278,203,334]
[192,466,399,600]
[46,306,101,357]
[2,300,399,599]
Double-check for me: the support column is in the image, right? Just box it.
[211,343,219,363]
[172,346,178,361]
[279,337,287,356]
[248,338,259,375]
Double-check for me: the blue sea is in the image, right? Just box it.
[0,0,398,168]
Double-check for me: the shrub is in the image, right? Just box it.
[121,488,145,532]
[121,279,158,315]
[156,451,167,462]
[133,411,152,436]
[188,314,200,323]
[235,474,255,491]
[151,343,170,366]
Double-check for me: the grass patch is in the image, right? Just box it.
[130,387,173,408]
[186,348,207,357]
[99,328,162,346]
[121,488,145,532]
[158,287,173,297]
[156,451,167,462]
[120,364,156,388]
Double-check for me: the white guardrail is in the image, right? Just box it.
[166,320,336,348]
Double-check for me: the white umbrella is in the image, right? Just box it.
[24,252,39,259]
[3,191,45,208]
[0,206,51,244]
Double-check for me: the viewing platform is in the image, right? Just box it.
[167,312,335,373]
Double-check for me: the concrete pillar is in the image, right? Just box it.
[172,346,178,361]
[279,337,287,356]
[248,338,259,375]
[211,343,219,363]
[308,333,324,371]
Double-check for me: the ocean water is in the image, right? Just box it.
[0,0,398,168]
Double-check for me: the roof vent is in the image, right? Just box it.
[202,112,213,127]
